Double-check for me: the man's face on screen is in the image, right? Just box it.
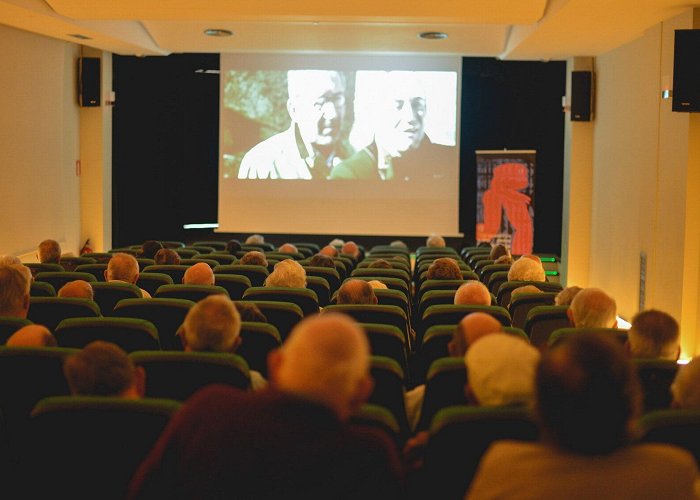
[287,71,345,151]
[377,77,426,157]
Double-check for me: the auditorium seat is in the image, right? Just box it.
[113,298,194,351]
[173,248,199,259]
[204,253,238,266]
[292,242,321,254]
[374,288,411,322]
[238,321,282,378]
[508,292,557,328]
[59,256,96,272]
[136,272,174,297]
[640,409,700,465]
[213,274,251,300]
[420,304,511,343]
[368,355,410,439]
[30,281,56,297]
[496,280,563,308]
[413,325,454,385]
[548,327,627,347]
[154,284,229,302]
[301,266,341,295]
[242,286,319,317]
[349,276,410,300]
[358,259,411,272]
[27,297,101,332]
[185,245,216,254]
[161,241,186,249]
[214,264,269,288]
[55,317,160,352]
[192,240,227,251]
[351,268,412,288]
[359,323,409,378]
[416,270,478,292]
[108,248,139,256]
[241,242,275,252]
[91,281,143,316]
[142,264,190,284]
[472,258,495,275]
[130,351,251,400]
[81,252,113,264]
[235,300,303,341]
[486,271,509,295]
[323,304,410,347]
[523,305,570,346]
[28,396,180,499]
[305,276,331,307]
[350,404,402,449]
[416,357,468,432]
[34,271,97,294]
[0,317,33,344]
[418,290,457,320]
[479,264,511,286]
[179,258,219,269]
[416,280,470,309]
[74,263,108,282]
[634,359,678,412]
[266,251,304,261]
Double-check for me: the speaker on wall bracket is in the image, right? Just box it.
[570,70,593,122]
[672,29,700,113]
[78,57,100,107]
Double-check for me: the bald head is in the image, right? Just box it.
[58,280,94,300]
[6,325,56,347]
[269,313,372,420]
[454,281,491,306]
[449,312,502,357]
[568,287,617,328]
[319,245,339,258]
[183,263,215,286]
[265,259,306,288]
[426,234,446,248]
[278,243,298,254]
[182,295,241,352]
[337,279,377,305]
[341,241,360,259]
[105,253,139,284]
[507,256,545,282]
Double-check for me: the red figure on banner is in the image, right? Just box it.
[477,162,533,255]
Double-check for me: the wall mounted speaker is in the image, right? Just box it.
[571,71,592,121]
[672,29,700,112]
[78,57,100,107]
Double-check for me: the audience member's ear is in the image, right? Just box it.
[348,375,374,415]
[177,326,192,352]
[132,272,140,285]
[464,383,479,405]
[230,336,242,353]
[134,366,146,398]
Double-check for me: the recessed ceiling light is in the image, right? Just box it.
[204,29,233,37]
[68,34,92,40]
[418,32,448,40]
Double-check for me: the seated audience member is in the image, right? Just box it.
[426,234,446,248]
[37,239,61,264]
[489,244,510,261]
[521,254,542,265]
[405,313,502,431]
[225,239,242,255]
[57,280,94,300]
[466,333,699,499]
[555,285,582,306]
[329,238,345,248]
[367,280,388,290]
[319,245,339,258]
[336,279,377,305]
[154,248,180,265]
[180,295,265,390]
[0,255,21,266]
[453,281,491,306]
[234,302,268,323]
[139,240,163,260]
[342,241,361,260]
[494,254,513,265]
[278,243,299,254]
[0,264,31,318]
[390,240,408,249]
[567,287,617,329]
[63,341,145,399]
[308,253,335,268]
[239,251,268,267]
[264,259,307,288]
[245,234,265,245]
[368,259,393,269]
[626,309,680,361]
[427,257,462,281]
[105,253,151,298]
[466,333,540,407]
[507,256,545,282]
[671,357,700,409]
[6,325,56,347]
[182,262,215,286]
[128,313,404,499]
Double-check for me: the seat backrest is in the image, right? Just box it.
[212,274,251,300]
[497,280,563,308]
[418,289,458,320]
[213,264,270,287]
[302,266,341,294]
[524,305,571,346]
[161,241,186,249]
[305,276,331,306]
[192,241,227,251]
[55,317,160,352]
[368,356,410,438]
[417,357,468,432]
[29,395,180,499]
[179,258,219,269]
[414,325,454,385]
[420,304,511,343]
[113,297,194,351]
[235,300,303,341]
[416,279,468,308]
[347,276,409,299]
[30,281,56,297]
[548,327,627,347]
[479,263,511,285]
[25,263,64,278]
[155,284,229,302]
[130,351,251,400]
[350,404,402,449]
[634,359,679,412]
[358,323,408,376]
[486,271,510,295]
[0,317,33,344]
[74,263,109,281]
[639,409,700,465]
[136,272,174,297]
[242,287,319,317]
[58,256,97,272]
[141,265,191,284]
[91,281,143,316]
[351,268,411,287]
[34,271,97,294]
[174,248,199,258]
[323,304,409,345]
[374,288,410,320]
[420,405,538,498]
[27,297,101,332]
[508,292,557,328]
[205,253,238,266]
[237,321,281,378]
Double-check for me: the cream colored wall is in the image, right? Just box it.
[587,9,697,354]
[0,25,81,259]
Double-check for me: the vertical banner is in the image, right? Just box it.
[475,150,536,255]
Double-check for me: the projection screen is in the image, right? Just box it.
[218,53,461,237]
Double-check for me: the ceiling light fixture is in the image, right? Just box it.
[204,29,233,37]
[418,32,448,40]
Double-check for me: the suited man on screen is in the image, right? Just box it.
[330,71,451,181]
[238,70,353,180]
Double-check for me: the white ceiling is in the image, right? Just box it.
[0,0,691,59]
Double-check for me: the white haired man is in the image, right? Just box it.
[567,287,617,329]
[264,259,307,288]
[238,70,352,180]
[182,262,215,286]
[129,313,404,498]
[104,253,151,298]
[507,256,545,282]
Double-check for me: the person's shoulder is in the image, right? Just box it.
[629,442,698,468]
[238,130,291,178]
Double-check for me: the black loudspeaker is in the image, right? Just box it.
[571,71,592,121]
[672,29,700,112]
[78,57,100,107]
